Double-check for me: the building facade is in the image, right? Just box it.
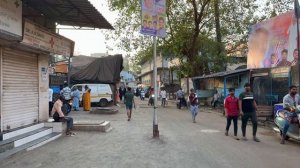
[138,56,179,87]
[0,0,113,132]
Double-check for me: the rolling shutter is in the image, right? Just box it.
[2,48,39,131]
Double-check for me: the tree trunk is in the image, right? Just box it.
[214,0,222,54]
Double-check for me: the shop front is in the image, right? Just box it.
[250,67,290,106]
[0,1,74,132]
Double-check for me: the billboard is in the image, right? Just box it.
[247,11,299,69]
[140,0,166,37]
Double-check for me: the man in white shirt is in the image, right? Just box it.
[160,88,167,107]
[49,88,53,117]
[60,83,71,100]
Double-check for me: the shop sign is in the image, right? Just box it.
[252,73,269,77]
[0,0,22,38]
[22,20,74,56]
[271,67,290,78]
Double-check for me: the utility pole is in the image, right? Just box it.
[295,0,300,88]
[153,36,159,138]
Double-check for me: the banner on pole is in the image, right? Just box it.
[140,0,166,38]
[247,11,300,69]
[295,0,300,18]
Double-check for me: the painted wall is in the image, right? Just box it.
[38,54,49,121]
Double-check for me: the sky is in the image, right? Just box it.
[58,0,119,56]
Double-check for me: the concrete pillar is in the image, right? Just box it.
[38,54,49,121]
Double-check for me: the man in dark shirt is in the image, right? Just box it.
[278,49,291,67]
[189,89,199,123]
[124,87,135,121]
[239,83,260,142]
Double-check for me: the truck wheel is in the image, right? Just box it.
[99,99,108,107]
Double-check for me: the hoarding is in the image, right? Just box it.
[140,0,166,37]
[247,11,299,69]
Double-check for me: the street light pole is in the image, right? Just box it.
[297,14,300,88]
[295,0,300,88]
[153,36,159,138]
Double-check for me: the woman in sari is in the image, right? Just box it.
[83,85,91,111]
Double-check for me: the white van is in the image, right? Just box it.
[71,84,113,107]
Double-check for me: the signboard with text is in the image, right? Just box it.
[0,0,22,38]
[22,20,74,56]
[140,0,166,37]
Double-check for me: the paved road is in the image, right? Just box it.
[1,99,300,168]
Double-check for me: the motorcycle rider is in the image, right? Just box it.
[281,85,300,144]
[140,88,145,100]
[176,88,185,108]
[148,88,154,106]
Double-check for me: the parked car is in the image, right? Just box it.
[71,84,113,107]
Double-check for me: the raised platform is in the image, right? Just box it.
[90,107,119,114]
[73,121,112,132]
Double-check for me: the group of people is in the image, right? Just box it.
[123,83,300,145]
[177,83,260,141]
[223,83,260,142]
[269,49,298,67]
[223,83,300,144]
[48,83,92,136]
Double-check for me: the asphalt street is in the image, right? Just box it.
[0,98,299,168]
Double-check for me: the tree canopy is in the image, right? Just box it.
[106,0,293,77]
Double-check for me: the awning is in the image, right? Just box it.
[192,69,249,80]
[22,0,114,29]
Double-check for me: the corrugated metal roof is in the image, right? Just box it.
[192,69,249,80]
[23,0,114,29]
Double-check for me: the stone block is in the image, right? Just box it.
[44,122,67,133]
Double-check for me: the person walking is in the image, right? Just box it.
[124,87,135,121]
[239,83,260,142]
[224,88,240,140]
[83,85,91,111]
[160,88,167,107]
[189,89,199,123]
[119,87,123,101]
[71,86,80,111]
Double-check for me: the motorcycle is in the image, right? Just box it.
[140,91,145,101]
[177,97,187,109]
[148,94,154,106]
[273,106,300,141]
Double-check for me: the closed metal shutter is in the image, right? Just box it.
[2,48,38,131]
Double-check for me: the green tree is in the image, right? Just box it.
[106,0,276,76]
